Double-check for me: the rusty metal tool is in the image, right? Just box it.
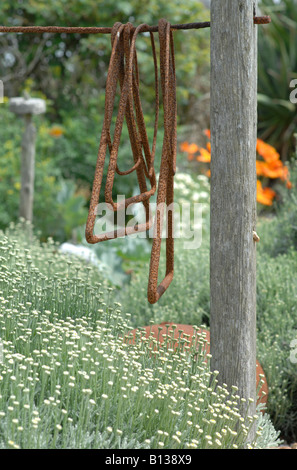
[147,19,177,304]
[85,22,159,243]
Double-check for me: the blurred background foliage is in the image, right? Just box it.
[0,0,210,120]
[0,100,88,241]
[0,0,211,241]
[1,0,296,284]
[258,0,297,159]
[1,1,297,236]
[2,1,296,240]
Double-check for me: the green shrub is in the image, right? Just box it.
[253,147,297,439]
[256,249,297,438]
[258,0,297,158]
[257,157,297,257]
[117,163,297,442]
[0,1,210,121]
[0,102,88,241]
[119,240,210,328]
[0,224,281,449]
[119,236,297,442]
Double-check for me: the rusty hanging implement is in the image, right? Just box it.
[85,21,159,243]
[85,19,177,304]
[0,15,271,304]
[85,15,271,304]
[147,19,176,304]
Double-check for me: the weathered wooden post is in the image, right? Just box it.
[210,0,258,442]
[10,96,46,223]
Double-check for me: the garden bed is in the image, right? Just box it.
[0,224,282,449]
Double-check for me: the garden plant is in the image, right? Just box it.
[0,223,281,448]
[0,0,297,451]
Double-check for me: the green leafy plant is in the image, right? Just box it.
[0,224,281,449]
[0,101,88,241]
[257,146,297,257]
[258,0,297,159]
[117,163,297,442]
[256,248,297,438]
[0,0,210,120]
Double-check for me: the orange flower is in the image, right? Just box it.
[180,141,190,152]
[196,147,211,163]
[204,129,211,139]
[257,180,276,206]
[257,160,292,187]
[180,141,199,154]
[280,165,289,182]
[256,159,285,179]
[278,165,292,188]
[181,134,290,203]
[49,125,64,138]
[256,160,266,177]
[187,143,199,154]
[256,139,280,163]
[287,181,293,189]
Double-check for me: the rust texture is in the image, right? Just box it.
[147,19,176,305]
[85,21,158,243]
[85,19,177,304]
[104,22,157,211]
[0,17,271,34]
[253,16,271,25]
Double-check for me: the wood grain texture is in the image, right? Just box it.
[210,0,258,440]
